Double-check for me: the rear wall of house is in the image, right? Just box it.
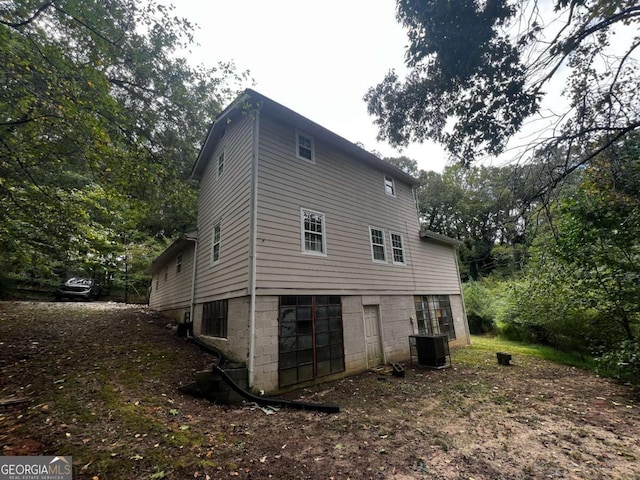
[255,113,461,296]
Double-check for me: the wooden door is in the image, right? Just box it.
[363,305,382,367]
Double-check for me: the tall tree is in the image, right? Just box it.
[409,162,543,279]
[365,0,640,189]
[496,134,640,376]
[553,135,640,341]
[1,1,248,286]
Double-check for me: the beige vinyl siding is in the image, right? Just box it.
[194,115,253,302]
[149,245,195,311]
[255,114,460,295]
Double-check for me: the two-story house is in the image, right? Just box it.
[149,89,470,393]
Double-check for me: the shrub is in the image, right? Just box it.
[463,280,497,334]
[596,340,640,386]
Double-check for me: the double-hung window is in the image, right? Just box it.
[301,209,326,255]
[369,226,387,262]
[296,131,315,163]
[384,174,395,197]
[390,232,405,264]
[211,223,221,265]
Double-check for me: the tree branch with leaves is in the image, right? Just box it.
[366,0,640,183]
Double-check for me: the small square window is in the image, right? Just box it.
[384,174,395,197]
[369,226,386,262]
[296,131,315,163]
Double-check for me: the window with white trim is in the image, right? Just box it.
[390,232,405,264]
[296,131,315,163]
[369,226,386,262]
[301,209,326,255]
[217,151,224,178]
[384,174,395,196]
[176,253,183,273]
[211,223,221,265]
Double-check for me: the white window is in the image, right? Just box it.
[296,130,315,163]
[390,232,405,265]
[211,223,221,265]
[384,174,395,197]
[217,151,224,178]
[369,226,387,262]
[301,208,326,255]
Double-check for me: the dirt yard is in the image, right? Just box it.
[0,301,639,479]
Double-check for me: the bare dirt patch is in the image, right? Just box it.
[1,301,638,479]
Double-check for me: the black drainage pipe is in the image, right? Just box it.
[187,336,225,366]
[212,365,340,414]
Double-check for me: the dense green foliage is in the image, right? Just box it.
[400,161,560,280]
[377,0,640,385]
[388,139,640,383]
[0,1,248,297]
[367,0,640,173]
[453,143,640,384]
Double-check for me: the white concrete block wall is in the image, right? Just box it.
[342,295,367,373]
[192,303,203,336]
[226,297,250,361]
[194,297,250,364]
[251,296,279,393]
[379,295,416,363]
[159,307,190,324]
[194,293,469,393]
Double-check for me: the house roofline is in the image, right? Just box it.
[151,231,197,272]
[190,89,420,186]
[419,230,462,246]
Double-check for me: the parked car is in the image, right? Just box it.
[55,277,102,301]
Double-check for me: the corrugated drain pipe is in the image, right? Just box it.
[187,335,340,413]
[212,365,340,414]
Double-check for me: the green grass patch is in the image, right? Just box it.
[458,335,596,370]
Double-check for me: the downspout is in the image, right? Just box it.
[247,109,260,389]
[189,235,198,337]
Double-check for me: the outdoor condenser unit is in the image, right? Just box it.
[409,334,451,369]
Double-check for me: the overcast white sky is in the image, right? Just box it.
[168,0,450,172]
